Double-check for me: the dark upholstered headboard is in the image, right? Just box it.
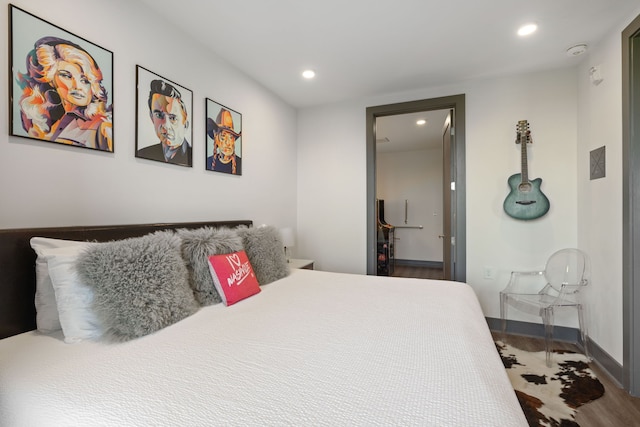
[0,220,252,339]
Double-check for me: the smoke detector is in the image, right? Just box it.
[566,44,588,57]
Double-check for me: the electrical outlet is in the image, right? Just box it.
[483,267,495,280]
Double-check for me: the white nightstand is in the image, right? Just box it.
[288,259,314,270]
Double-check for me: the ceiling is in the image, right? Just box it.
[137,0,638,109]
[376,110,450,153]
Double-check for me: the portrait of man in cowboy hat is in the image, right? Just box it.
[206,100,242,175]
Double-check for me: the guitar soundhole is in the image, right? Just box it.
[518,182,532,193]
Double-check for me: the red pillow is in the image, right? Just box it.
[207,250,261,306]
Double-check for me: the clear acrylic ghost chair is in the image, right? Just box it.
[500,248,590,367]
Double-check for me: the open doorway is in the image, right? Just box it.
[375,109,450,279]
[366,95,466,282]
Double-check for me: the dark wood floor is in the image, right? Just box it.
[392,264,444,280]
[493,332,640,427]
[391,267,640,425]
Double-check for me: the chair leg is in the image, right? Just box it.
[500,293,508,343]
[542,307,554,368]
[577,304,591,362]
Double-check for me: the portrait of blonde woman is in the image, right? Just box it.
[10,6,113,152]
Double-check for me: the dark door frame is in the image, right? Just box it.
[366,94,466,282]
[442,110,454,279]
[622,14,640,397]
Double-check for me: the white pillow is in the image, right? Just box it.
[29,237,93,333]
[47,254,103,343]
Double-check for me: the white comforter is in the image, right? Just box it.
[0,269,526,426]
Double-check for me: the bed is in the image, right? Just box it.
[0,220,526,426]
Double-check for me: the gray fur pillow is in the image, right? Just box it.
[237,226,289,285]
[177,227,244,306]
[76,231,198,342]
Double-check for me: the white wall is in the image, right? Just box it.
[296,102,367,272]
[574,9,640,363]
[465,70,579,323]
[0,0,297,231]
[377,148,443,262]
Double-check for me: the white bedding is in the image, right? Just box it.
[0,269,526,426]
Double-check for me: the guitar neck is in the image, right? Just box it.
[520,134,529,183]
[517,120,531,183]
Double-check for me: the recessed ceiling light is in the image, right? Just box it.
[302,69,316,79]
[416,119,427,126]
[517,23,537,37]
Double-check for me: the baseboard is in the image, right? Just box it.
[588,337,625,389]
[486,317,624,387]
[486,317,581,342]
[395,259,443,269]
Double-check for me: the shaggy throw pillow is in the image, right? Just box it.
[76,231,198,342]
[237,226,289,285]
[177,227,244,306]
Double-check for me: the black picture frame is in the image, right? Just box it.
[135,66,193,167]
[9,4,114,152]
[206,98,242,175]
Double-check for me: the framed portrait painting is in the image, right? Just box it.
[206,99,242,175]
[9,4,114,152]
[135,66,193,167]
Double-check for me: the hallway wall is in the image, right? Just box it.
[377,147,443,262]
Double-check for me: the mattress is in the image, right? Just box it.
[0,269,526,426]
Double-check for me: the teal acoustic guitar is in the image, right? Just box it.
[503,120,550,220]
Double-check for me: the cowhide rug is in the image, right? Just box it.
[495,341,604,427]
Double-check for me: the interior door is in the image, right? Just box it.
[442,110,455,280]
